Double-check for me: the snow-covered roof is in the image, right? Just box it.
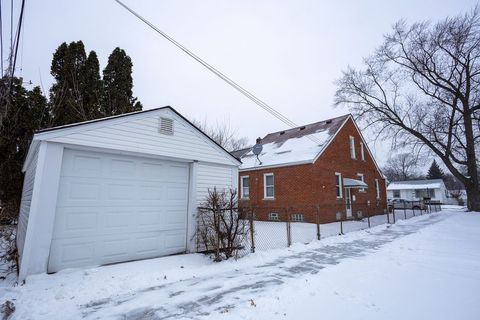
[239,115,350,170]
[387,179,445,190]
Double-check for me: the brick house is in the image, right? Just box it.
[233,114,387,223]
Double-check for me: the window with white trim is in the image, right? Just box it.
[291,213,304,222]
[268,212,279,221]
[375,179,380,199]
[349,136,356,159]
[264,173,274,199]
[360,142,365,161]
[357,173,365,192]
[335,173,342,198]
[393,190,400,198]
[240,176,249,199]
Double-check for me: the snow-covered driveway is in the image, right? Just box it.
[2,207,480,319]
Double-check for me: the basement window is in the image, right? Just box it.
[268,212,279,221]
[159,117,174,135]
[291,213,304,222]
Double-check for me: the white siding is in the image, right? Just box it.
[196,163,238,206]
[17,107,241,279]
[46,109,237,166]
[17,144,39,260]
[388,188,446,202]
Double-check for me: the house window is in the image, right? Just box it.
[291,213,304,222]
[375,179,380,199]
[240,176,249,199]
[393,190,400,198]
[360,142,365,161]
[264,173,274,199]
[349,136,356,159]
[335,173,342,198]
[268,212,279,221]
[357,173,365,192]
[415,189,435,199]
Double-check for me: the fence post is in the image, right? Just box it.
[403,201,407,219]
[315,205,321,240]
[340,212,344,235]
[286,208,292,247]
[392,206,396,224]
[249,210,255,253]
[387,206,390,224]
[215,208,221,261]
[195,208,199,253]
[367,202,370,228]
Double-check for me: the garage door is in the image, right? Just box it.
[48,149,189,272]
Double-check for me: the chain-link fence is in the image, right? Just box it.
[196,201,442,257]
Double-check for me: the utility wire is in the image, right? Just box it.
[19,0,25,76]
[113,0,322,144]
[10,0,25,80]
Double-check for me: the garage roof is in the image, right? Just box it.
[24,106,241,170]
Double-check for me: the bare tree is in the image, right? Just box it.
[193,118,249,152]
[383,153,422,182]
[444,172,465,190]
[196,188,249,261]
[335,8,480,211]
[448,188,466,206]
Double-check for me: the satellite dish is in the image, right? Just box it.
[252,143,263,165]
[252,143,263,155]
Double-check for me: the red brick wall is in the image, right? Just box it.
[239,118,387,223]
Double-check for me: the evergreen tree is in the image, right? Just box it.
[426,160,445,180]
[0,77,49,218]
[102,47,142,116]
[49,41,103,125]
[81,51,103,120]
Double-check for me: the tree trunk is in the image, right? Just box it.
[465,184,480,212]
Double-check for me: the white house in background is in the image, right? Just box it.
[16,106,241,281]
[386,179,448,203]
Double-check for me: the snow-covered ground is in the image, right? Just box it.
[1,206,479,319]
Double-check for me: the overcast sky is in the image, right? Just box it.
[9,0,478,164]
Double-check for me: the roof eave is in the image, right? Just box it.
[239,159,313,172]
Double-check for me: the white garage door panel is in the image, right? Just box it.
[48,149,189,273]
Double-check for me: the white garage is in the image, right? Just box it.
[17,106,240,281]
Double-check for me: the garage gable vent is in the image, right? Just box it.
[159,117,174,135]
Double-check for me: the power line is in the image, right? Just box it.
[112,0,322,144]
[10,0,25,80]
[19,0,25,76]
